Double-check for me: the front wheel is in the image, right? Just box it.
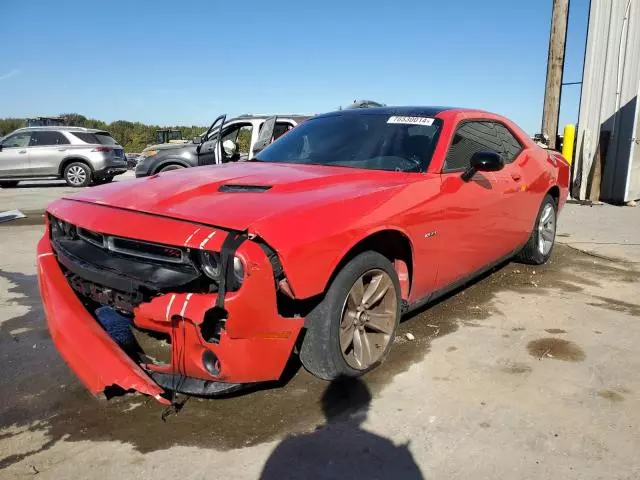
[515,194,557,265]
[158,164,185,173]
[300,251,401,380]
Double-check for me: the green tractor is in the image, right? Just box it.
[154,129,186,145]
[26,116,66,127]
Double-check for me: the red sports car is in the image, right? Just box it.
[37,107,569,403]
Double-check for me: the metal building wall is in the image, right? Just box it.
[574,0,640,202]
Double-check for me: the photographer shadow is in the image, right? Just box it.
[260,376,424,479]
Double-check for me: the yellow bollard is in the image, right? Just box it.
[562,124,575,165]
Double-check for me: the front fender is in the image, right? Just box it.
[252,182,428,300]
[151,156,196,174]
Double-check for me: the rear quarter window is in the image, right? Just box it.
[95,132,118,145]
[71,132,118,145]
[494,123,523,163]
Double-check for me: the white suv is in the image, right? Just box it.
[0,126,127,188]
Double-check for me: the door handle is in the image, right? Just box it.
[511,172,522,182]
[57,148,67,152]
[18,150,27,154]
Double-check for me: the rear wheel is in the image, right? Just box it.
[64,162,92,187]
[158,164,185,173]
[0,181,19,188]
[300,251,401,380]
[515,194,557,265]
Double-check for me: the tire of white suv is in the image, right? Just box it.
[64,162,92,187]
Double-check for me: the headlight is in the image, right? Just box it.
[199,251,245,286]
[199,251,220,280]
[233,256,245,283]
[140,149,159,158]
[49,216,76,238]
[49,216,62,236]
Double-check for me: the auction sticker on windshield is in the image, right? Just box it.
[387,116,435,126]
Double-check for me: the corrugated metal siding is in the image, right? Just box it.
[575,0,640,202]
[628,113,640,197]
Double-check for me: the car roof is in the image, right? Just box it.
[315,106,458,119]
[232,114,312,122]
[13,126,108,134]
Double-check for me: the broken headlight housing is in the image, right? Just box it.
[199,251,245,285]
[232,256,245,283]
[49,216,77,239]
[199,251,221,279]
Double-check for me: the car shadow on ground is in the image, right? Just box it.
[14,183,68,188]
[259,376,424,479]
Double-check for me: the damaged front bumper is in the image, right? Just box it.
[37,200,304,404]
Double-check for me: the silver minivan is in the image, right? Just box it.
[0,126,127,188]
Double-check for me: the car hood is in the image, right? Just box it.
[145,142,195,153]
[65,162,410,233]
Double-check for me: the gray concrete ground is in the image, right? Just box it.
[556,201,640,263]
[0,182,639,479]
[0,170,136,213]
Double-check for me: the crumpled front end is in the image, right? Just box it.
[38,199,304,403]
[37,237,169,403]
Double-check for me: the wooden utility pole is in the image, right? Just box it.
[541,0,570,150]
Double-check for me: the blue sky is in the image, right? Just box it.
[0,0,589,135]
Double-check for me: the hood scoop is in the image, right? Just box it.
[218,184,272,193]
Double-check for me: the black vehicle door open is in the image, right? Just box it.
[198,114,226,166]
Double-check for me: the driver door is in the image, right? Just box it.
[198,114,226,166]
[433,121,519,288]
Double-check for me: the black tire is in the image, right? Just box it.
[300,251,401,381]
[515,194,557,265]
[158,164,185,173]
[0,181,19,188]
[63,162,92,187]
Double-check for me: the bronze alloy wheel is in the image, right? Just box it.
[339,269,398,370]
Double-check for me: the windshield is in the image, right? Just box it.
[254,113,442,172]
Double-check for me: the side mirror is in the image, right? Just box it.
[192,136,202,144]
[461,152,504,182]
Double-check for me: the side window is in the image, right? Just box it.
[494,123,522,164]
[236,125,253,156]
[273,122,293,140]
[32,131,70,146]
[443,121,501,171]
[222,124,253,156]
[2,132,32,148]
